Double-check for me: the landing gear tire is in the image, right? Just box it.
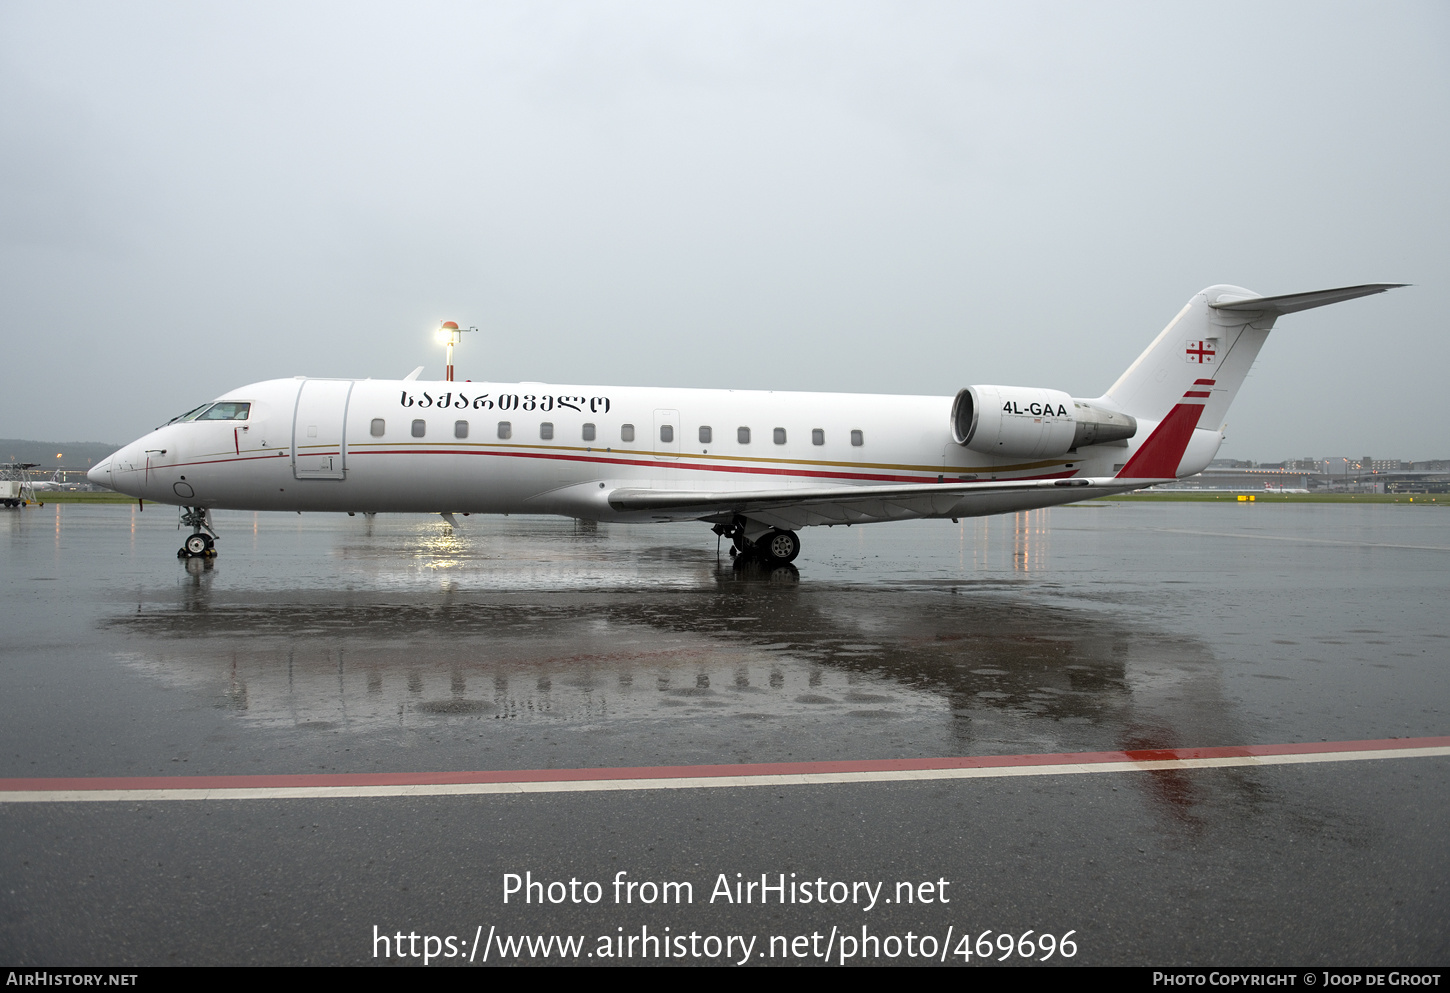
[177,506,218,559]
[180,532,215,558]
[714,519,801,566]
[758,529,801,565]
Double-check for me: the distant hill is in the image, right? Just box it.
[1,439,122,468]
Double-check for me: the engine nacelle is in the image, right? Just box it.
[951,386,1137,458]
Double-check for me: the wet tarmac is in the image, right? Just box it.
[1,501,1447,965]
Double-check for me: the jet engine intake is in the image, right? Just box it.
[952,386,1136,458]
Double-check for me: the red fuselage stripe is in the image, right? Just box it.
[130,448,1079,487]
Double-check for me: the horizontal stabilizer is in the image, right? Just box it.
[1208,283,1407,316]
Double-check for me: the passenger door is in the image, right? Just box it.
[292,380,354,480]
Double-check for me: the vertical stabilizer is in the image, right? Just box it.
[1101,285,1274,428]
[1102,282,1404,480]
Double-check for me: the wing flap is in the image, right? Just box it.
[607,477,1152,525]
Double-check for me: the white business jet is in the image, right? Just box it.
[90,283,1401,563]
[29,470,67,493]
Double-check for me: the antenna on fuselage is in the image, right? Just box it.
[437,321,477,382]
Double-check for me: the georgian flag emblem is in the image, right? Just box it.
[1185,339,1216,364]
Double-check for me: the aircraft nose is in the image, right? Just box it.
[88,458,113,488]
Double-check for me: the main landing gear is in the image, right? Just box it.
[713,519,801,565]
[177,506,218,559]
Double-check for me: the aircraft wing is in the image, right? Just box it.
[607,476,1156,529]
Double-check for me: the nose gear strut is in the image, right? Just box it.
[177,506,218,559]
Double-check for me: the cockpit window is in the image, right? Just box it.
[196,402,251,420]
[166,404,213,425]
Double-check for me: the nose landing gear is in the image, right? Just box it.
[177,506,218,559]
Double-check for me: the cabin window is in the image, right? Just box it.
[773,427,787,445]
[454,420,468,439]
[582,422,596,442]
[851,429,864,447]
[196,402,251,421]
[540,422,554,440]
[699,426,712,444]
[497,421,512,440]
[411,419,426,438]
[659,424,674,443]
[812,428,824,445]
[621,424,635,443]
[370,419,385,437]
[737,426,750,444]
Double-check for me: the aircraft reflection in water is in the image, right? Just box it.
[110,519,1230,761]
[89,283,1403,565]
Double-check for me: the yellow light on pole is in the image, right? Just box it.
[438,321,477,382]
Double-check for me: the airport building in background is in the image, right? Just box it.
[1168,457,1450,494]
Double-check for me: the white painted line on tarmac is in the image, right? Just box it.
[2,738,1446,803]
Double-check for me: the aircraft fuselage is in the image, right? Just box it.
[94,377,1141,522]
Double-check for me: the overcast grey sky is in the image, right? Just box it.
[2,1,1446,459]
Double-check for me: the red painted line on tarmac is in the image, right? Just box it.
[4,736,1446,794]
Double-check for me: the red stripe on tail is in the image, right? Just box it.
[1116,403,1204,478]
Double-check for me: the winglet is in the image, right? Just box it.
[403,366,424,382]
